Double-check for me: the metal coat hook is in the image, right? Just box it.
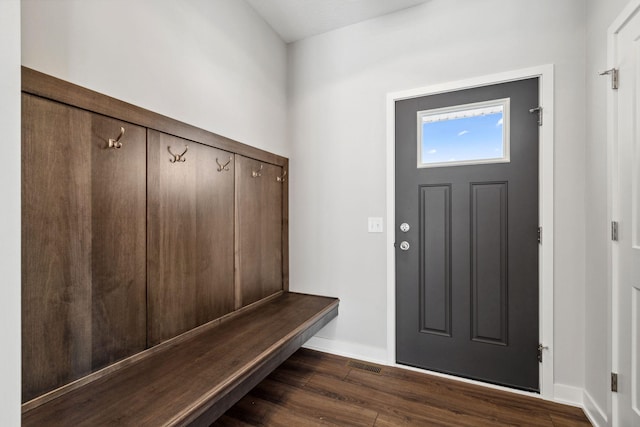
[252,164,263,178]
[108,127,125,149]
[276,170,287,183]
[216,157,232,172]
[168,145,188,163]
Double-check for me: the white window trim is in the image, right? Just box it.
[417,98,511,168]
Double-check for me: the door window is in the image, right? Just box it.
[418,98,510,168]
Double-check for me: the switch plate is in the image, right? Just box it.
[368,217,383,233]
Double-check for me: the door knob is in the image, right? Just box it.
[400,241,410,251]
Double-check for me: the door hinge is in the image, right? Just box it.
[600,68,619,90]
[537,226,542,244]
[611,221,619,241]
[537,344,548,363]
[611,372,618,392]
[529,107,543,126]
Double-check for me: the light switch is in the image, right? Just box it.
[368,217,384,233]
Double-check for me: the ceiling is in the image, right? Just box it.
[246,0,430,43]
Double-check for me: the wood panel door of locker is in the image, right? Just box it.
[147,130,235,346]
[22,94,147,402]
[235,156,284,307]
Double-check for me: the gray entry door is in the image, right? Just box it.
[395,78,539,392]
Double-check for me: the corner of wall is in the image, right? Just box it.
[553,383,584,408]
[583,389,608,427]
[0,0,22,425]
[303,336,388,366]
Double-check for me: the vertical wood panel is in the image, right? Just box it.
[147,131,235,346]
[419,185,451,336]
[195,147,235,326]
[471,182,508,345]
[235,156,283,308]
[22,96,147,401]
[147,130,197,345]
[90,115,147,371]
[22,94,93,402]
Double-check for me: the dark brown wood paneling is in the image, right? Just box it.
[419,184,451,336]
[21,67,286,167]
[147,130,197,345]
[195,145,235,326]
[21,69,293,405]
[471,182,508,345]
[22,95,147,402]
[22,94,93,402]
[235,156,283,308]
[147,130,235,346]
[90,115,147,371]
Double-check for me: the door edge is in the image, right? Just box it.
[605,1,640,425]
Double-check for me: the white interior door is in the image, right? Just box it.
[612,5,640,426]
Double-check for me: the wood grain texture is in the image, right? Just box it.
[147,130,235,346]
[22,291,285,413]
[22,95,147,402]
[215,349,592,427]
[22,94,93,402]
[21,293,339,427]
[235,156,283,308]
[90,114,147,371]
[21,67,286,167]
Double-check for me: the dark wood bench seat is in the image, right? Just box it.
[22,292,339,427]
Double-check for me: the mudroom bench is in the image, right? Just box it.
[22,292,338,426]
[21,68,338,426]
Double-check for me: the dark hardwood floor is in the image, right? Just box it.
[213,348,591,426]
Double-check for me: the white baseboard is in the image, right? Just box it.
[583,390,608,427]
[553,384,584,407]
[302,336,388,366]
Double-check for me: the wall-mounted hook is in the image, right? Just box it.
[168,145,188,163]
[216,156,232,172]
[252,164,263,178]
[108,127,125,149]
[276,170,287,182]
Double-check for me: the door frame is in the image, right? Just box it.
[385,64,555,399]
[606,2,640,424]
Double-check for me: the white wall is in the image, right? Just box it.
[584,0,629,424]
[21,0,289,157]
[289,0,588,394]
[0,0,21,425]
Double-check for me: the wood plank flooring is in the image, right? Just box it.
[213,348,591,426]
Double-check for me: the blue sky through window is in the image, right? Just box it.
[421,111,504,165]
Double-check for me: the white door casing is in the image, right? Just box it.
[386,65,555,399]
[608,2,640,425]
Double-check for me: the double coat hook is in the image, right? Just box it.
[108,127,125,149]
[252,164,263,178]
[168,145,188,163]
[216,157,232,172]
